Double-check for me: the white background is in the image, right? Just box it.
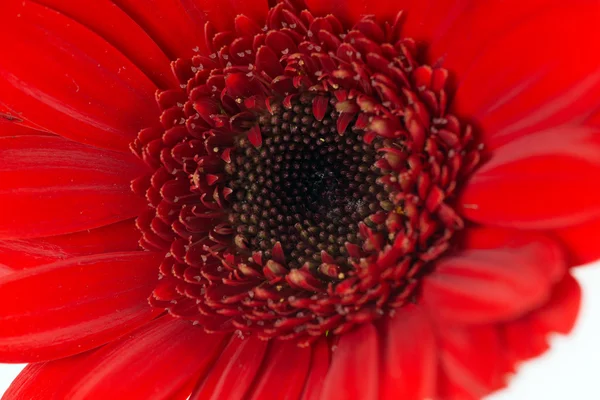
[1,263,599,399]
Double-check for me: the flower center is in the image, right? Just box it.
[227,94,388,269]
[131,1,482,345]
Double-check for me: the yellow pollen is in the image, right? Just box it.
[192,172,201,187]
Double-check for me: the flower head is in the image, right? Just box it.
[0,0,599,399]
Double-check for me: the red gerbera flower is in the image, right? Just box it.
[1,0,599,398]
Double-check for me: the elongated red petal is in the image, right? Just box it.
[247,340,312,400]
[305,0,405,26]
[501,273,581,365]
[0,219,141,269]
[0,136,148,240]
[554,218,600,267]
[3,317,227,400]
[380,305,437,399]
[190,335,269,400]
[33,0,178,89]
[436,273,580,400]
[0,1,159,151]
[321,324,379,400]
[0,251,163,362]
[300,339,331,400]
[180,0,268,32]
[449,2,600,148]
[111,0,208,58]
[421,238,566,324]
[0,119,51,137]
[459,226,551,252]
[436,325,510,399]
[528,273,581,335]
[113,0,267,58]
[396,0,469,44]
[459,126,600,229]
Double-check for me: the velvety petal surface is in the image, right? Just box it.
[459,126,600,230]
[447,2,600,148]
[112,0,267,58]
[111,0,209,58]
[180,0,269,32]
[436,325,509,399]
[435,272,581,400]
[305,0,404,26]
[190,336,269,399]
[0,251,162,362]
[0,136,148,240]
[247,340,312,400]
[421,237,566,324]
[0,119,51,137]
[554,218,600,266]
[0,219,141,269]
[300,339,331,400]
[33,0,178,89]
[0,0,159,151]
[380,305,437,399]
[321,324,379,400]
[3,317,227,400]
[500,273,581,365]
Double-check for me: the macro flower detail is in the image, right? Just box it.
[133,1,481,343]
[0,0,599,399]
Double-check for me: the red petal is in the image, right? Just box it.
[226,72,264,99]
[3,317,227,400]
[312,96,328,122]
[0,219,141,269]
[459,126,600,230]
[523,272,581,335]
[247,125,263,148]
[436,325,510,400]
[247,340,312,400]
[421,238,566,324]
[305,0,404,26]
[256,46,284,78]
[554,218,600,267]
[0,251,163,362]
[398,0,469,46]
[300,338,331,400]
[109,0,208,58]
[190,335,269,400]
[0,1,159,151]
[436,272,580,400]
[501,273,581,364]
[0,119,51,137]
[321,324,379,400]
[459,225,551,251]
[448,3,600,148]
[180,0,268,32]
[380,305,437,399]
[32,0,178,89]
[111,0,267,58]
[0,136,148,240]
